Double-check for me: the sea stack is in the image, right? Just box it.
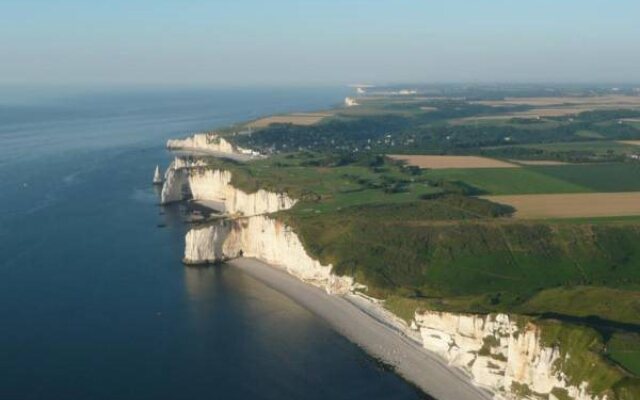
[344,97,359,107]
[152,165,164,185]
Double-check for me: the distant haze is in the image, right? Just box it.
[2,0,639,86]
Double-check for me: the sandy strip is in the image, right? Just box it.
[228,258,493,400]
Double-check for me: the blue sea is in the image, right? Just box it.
[0,87,426,400]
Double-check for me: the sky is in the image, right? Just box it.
[1,0,640,86]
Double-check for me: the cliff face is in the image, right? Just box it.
[162,155,616,399]
[184,217,353,294]
[165,159,353,294]
[160,160,296,214]
[415,311,605,400]
[161,160,187,204]
[187,168,296,215]
[166,133,259,157]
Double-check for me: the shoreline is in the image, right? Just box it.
[162,92,640,400]
[227,257,493,400]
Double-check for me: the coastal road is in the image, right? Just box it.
[229,258,493,400]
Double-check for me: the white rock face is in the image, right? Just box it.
[170,157,208,170]
[160,160,189,204]
[160,157,212,203]
[184,222,231,264]
[167,160,351,294]
[414,311,606,400]
[345,97,359,107]
[187,168,296,215]
[160,150,608,400]
[167,133,259,157]
[163,159,351,293]
[184,216,353,294]
[160,160,295,213]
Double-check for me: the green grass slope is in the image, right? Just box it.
[285,206,640,325]
[425,167,591,195]
[425,162,640,195]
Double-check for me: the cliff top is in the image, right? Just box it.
[183,88,640,393]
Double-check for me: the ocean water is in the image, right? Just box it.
[0,87,426,400]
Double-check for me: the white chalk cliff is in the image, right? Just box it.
[161,152,614,399]
[160,160,295,215]
[167,133,259,157]
[344,97,359,107]
[184,217,353,294]
[415,311,605,400]
[159,157,351,294]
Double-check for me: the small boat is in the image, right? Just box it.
[152,165,164,185]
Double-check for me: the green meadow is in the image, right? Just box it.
[210,94,640,395]
[424,163,640,195]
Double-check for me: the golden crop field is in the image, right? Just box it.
[389,155,518,169]
[247,112,333,128]
[483,192,640,218]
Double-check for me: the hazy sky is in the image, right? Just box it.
[1,0,639,86]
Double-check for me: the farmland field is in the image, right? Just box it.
[534,163,640,192]
[471,95,640,108]
[216,90,640,396]
[483,192,640,218]
[199,153,442,214]
[465,95,640,120]
[425,167,590,194]
[519,140,639,155]
[459,107,623,119]
[246,112,333,128]
[607,333,640,376]
[427,163,640,195]
[510,160,568,166]
[451,116,562,129]
[389,155,518,169]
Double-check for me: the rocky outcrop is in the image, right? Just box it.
[160,157,211,203]
[167,133,260,158]
[414,311,605,400]
[184,216,353,294]
[160,159,295,213]
[345,97,359,107]
[187,168,295,215]
[163,159,352,294]
[161,160,187,204]
[160,152,614,400]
